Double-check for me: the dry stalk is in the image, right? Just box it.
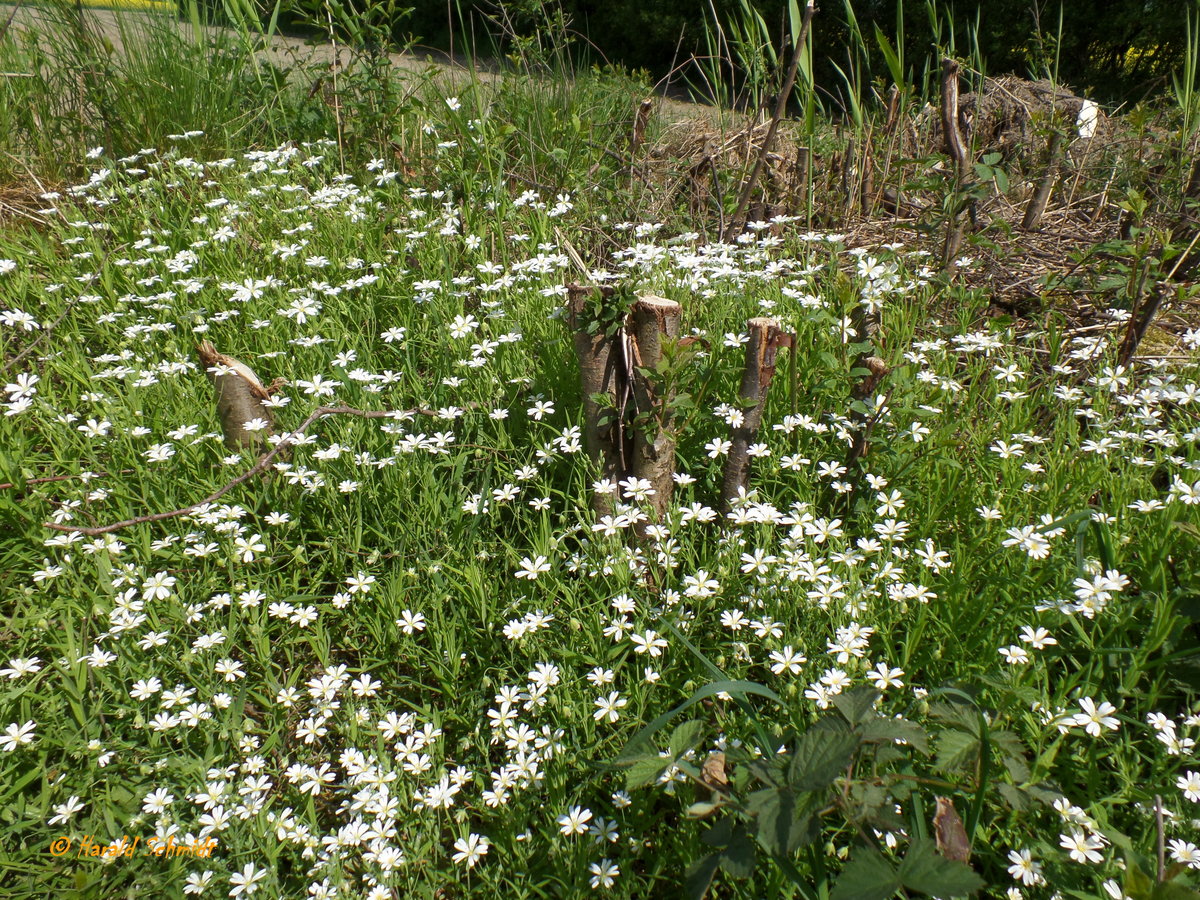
[724,0,816,243]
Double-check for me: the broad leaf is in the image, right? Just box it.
[898,838,984,896]
[833,687,882,727]
[669,719,706,759]
[788,725,859,791]
[624,756,669,790]
[935,730,980,774]
[719,824,756,879]
[751,788,819,856]
[830,849,901,900]
[859,715,930,755]
[684,852,721,900]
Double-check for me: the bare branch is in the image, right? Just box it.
[41,405,436,536]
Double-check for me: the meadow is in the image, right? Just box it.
[1,2,1200,898]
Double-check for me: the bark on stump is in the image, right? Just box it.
[197,341,277,453]
[720,318,793,512]
[629,295,683,522]
[566,283,623,519]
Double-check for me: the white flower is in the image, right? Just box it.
[48,795,85,826]
[589,858,620,889]
[515,555,550,580]
[1069,697,1119,737]
[768,646,807,675]
[451,832,490,867]
[1178,770,1200,802]
[557,805,593,835]
[593,691,627,723]
[1006,848,1044,886]
[228,861,268,896]
[1059,830,1104,864]
[1,720,36,751]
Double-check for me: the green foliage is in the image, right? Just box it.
[613,685,1001,898]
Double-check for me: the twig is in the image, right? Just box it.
[0,469,134,492]
[1156,794,1165,883]
[1021,130,1064,231]
[2,295,81,374]
[723,1,816,243]
[42,405,435,536]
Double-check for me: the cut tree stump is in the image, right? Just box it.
[197,341,279,452]
[629,295,683,522]
[720,317,793,512]
[566,283,623,518]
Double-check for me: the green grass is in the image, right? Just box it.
[1,3,1200,899]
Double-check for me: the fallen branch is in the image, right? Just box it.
[42,405,435,535]
[1,469,134,492]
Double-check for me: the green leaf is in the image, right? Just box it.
[684,851,721,900]
[830,848,901,900]
[859,716,930,755]
[788,724,859,791]
[752,787,818,856]
[935,730,980,774]
[719,824,756,879]
[1151,884,1200,900]
[873,23,904,88]
[624,755,668,790]
[833,686,881,727]
[1124,858,1155,900]
[700,816,734,848]
[898,838,984,896]
[669,720,706,758]
[929,699,982,737]
[617,680,781,760]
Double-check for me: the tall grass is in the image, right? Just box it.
[0,0,316,184]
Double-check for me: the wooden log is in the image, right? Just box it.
[720,318,793,512]
[629,295,683,522]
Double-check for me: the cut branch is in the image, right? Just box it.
[197,341,280,452]
[42,405,435,536]
[939,57,970,269]
[720,318,793,511]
